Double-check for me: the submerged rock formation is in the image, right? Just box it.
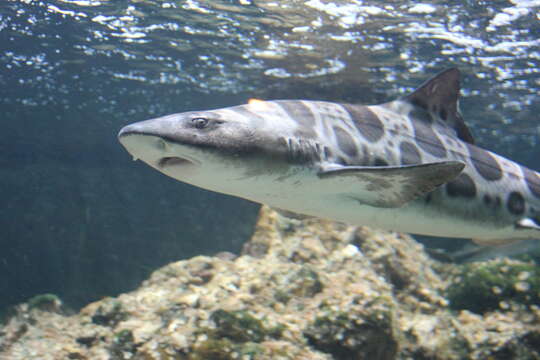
[1,206,540,359]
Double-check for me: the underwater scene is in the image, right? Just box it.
[1,0,540,358]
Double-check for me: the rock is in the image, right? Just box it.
[88,298,127,327]
[1,205,540,359]
[446,259,540,314]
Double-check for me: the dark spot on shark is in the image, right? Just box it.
[232,105,266,123]
[446,173,476,198]
[507,191,525,215]
[439,108,448,121]
[483,194,492,206]
[323,146,333,161]
[409,96,428,111]
[466,144,503,181]
[337,156,348,165]
[374,158,388,166]
[522,166,540,199]
[431,104,438,114]
[409,107,432,123]
[333,126,358,157]
[425,193,432,204]
[360,144,370,165]
[399,141,422,165]
[276,100,316,127]
[342,104,384,142]
[411,119,447,158]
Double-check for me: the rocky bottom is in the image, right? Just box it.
[1,206,539,359]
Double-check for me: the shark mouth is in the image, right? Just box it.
[158,156,197,169]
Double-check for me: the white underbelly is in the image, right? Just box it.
[206,169,529,242]
[253,188,522,242]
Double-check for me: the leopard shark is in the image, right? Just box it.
[118,68,540,245]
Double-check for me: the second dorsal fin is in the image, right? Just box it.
[404,68,475,144]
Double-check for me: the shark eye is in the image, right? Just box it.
[191,117,209,129]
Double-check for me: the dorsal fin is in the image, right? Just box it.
[404,68,475,144]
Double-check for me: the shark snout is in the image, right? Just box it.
[118,121,202,174]
[117,121,155,139]
[117,123,135,138]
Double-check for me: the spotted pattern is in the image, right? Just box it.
[374,158,389,166]
[232,106,267,123]
[409,96,428,111]
[522,166,540,199]
[399,141,422,165]
[483,194,502,209]
[277,100,316,127]
[342,104,384,142]
[323,146,333,160]
[411,118,447,158]
[507,191,526,215]
[446,173,477,198]
[359,144,370,165]
[409,107,432,123]
[439,107,448,121]
[333,126,357,157]
[337,156,348,165]
[466,144,503,181]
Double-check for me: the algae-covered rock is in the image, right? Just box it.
[189,338,265,360]
[27,294,63,313]
[207,309,275,343]
[1,206,540,359]
[110,329,138,359]
[304,303,398,360]
[447,259,540,313]
[90,298,127,327]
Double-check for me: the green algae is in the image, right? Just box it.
[446,260,540,314]
[288,266,323,298]
[188,309,285,359]
[189,339,264,360]
[27,293,62,312]
[273,266,323,305]
[91,298,127,327]
[304,307,398,360]
[110,329,138,359]
[209,309,268,343]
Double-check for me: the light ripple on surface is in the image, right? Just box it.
[1,0,539,148]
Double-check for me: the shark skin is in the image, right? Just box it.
[118,68,540,245]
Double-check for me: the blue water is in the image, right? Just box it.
[1,0,539,311]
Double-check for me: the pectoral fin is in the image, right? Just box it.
[318,161,465,208]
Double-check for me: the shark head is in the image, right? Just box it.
[118,102,312,196]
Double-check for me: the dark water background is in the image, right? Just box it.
[1,0,539,312]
